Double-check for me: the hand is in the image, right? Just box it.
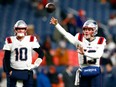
[9,71,12,75]
[77,46,84,55]
[27,64,37,70]
[27,58,42,70]
[50,17,58,25]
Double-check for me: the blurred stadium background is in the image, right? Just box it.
[0,0,116,87]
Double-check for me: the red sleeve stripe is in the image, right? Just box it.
[7,37,12,43]
[30,35,34,42]
[97,37,104,44]
[78,33,83,42]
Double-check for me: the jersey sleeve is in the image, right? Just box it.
[30,36,40,49]
[55,23,80,46]
[3,50,11,73]
[3,37,12,50]
[84,38,106,59]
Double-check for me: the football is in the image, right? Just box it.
[45,3,56,13]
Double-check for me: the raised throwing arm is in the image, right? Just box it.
[50,17,80,46]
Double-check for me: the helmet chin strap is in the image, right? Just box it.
[17,33,25,37]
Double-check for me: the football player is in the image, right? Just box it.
[3,20,44,87]
[50,17,106,87]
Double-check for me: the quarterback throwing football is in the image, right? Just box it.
[50,17,106,87]
[3,20,44,87]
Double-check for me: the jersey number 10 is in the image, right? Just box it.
[15,48,27,61]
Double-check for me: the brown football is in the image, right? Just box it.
[45,3,56,13]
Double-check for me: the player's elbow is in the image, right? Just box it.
[33,48,44,59]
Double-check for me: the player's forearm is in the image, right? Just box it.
[55,23,77,45]
[3,50,11,73]
[34,58,42,66]
[27,58,42,70]
[55,23,67,35]
[29,48,44,70]
[84,50,104,59]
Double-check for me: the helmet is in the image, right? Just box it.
[14,20,27,29]
[82,19,98,35]
[14,20,27,37]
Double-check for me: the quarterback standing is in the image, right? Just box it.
[3,20,44,87]
[50,17,106,87]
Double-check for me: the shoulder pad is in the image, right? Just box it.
[6,37,12,44]
[97,37,104,44]
[30,35,34,42]
[78,33,84,42]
